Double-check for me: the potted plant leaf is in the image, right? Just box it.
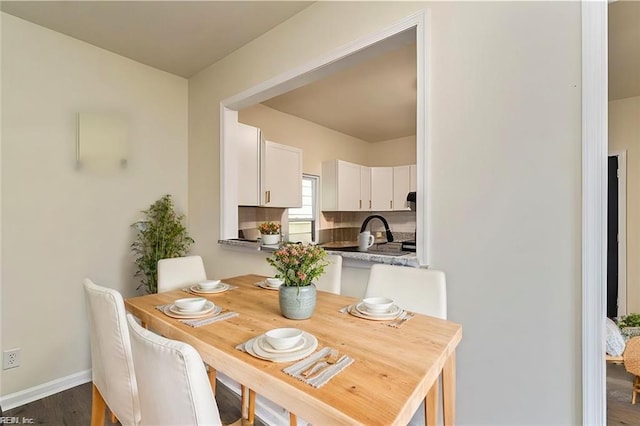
[131,195,194,293]
[266,242,328,319]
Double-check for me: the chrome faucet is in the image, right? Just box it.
[360,215,394,242]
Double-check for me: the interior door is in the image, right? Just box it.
[607,155,619,319]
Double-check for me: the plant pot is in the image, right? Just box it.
[278,284,316,320]
[261,233,280,245]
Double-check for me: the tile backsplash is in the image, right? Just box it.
[237,207,416,243]
[319,210,416,243]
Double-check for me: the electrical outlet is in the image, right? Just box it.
[3,348,21,370]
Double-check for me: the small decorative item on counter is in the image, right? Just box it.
[258,221,281,245]
[619,313,640,338]
[266,242,328,319]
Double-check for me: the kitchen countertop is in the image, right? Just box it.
[218,239,420,267]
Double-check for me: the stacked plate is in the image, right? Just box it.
[245,330,318,363]
[256,280,281,291]
[163,300,221,319]
[348,301,403,321]
[190,280,230,294]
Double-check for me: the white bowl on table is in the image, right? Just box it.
[265,277,283,288]
[198,279,221,290]
[265,328,303,350]
[174,297,207,312]
[362,297,394,313]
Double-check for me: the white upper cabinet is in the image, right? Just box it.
[370,167,394,211]
[237,123,261,206]
[262,140,302,207]
[324,161,416,212]
[393,165,411,211]
[236,122,302,207]
[322,160,370,211]
[410,164,417,192]
[360,166,371,211]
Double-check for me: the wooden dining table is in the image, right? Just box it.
[124,274,462,426]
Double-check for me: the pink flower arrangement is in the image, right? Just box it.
[258,221,280,235]
[266,243,328,287]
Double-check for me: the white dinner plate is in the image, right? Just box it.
[164,301,219,319]
[189,283,230,294]
[355,302,401,318]
[256,335,305,354]
[256,281,281,291]
[245,332,318,363]
[349,303,402,321]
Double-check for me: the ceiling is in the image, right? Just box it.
[0,1,313,78]
[2,1,637,142]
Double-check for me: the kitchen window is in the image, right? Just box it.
[288,175,318,243]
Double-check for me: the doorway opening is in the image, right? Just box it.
[607,152,627,320]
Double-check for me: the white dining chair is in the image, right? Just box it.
[83,279,140,426]
[156,255,219,385]
[365,264,447,319]
[126,313,226,426]
[157,255,208,292]
[315,254,342,295]
[364,264,447,426]
[156,255,255,423]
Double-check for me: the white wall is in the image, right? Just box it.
[0,13,188,395]
[189,2,581,424]
[609,96,640,312]
[239,104,370,176]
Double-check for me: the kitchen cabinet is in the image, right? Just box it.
[360,166,371,211]
[262,140,302,207]
[393,165,411,211]
[370,167,393,211]
[410,164,417,192]
[237,123,261,206]
[236,123,302,207]
[322,160,370,211]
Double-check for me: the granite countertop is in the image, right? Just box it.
[218,239,419,267]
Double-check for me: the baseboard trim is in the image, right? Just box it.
[0,369,92,411]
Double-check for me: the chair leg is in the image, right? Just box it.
[207,367,216,395]
[241,386,256,424]
[110,411,118,423]
[248,389,256,425]
[633,376,640,404]
[91,383,107,426]
[289,411,297,426]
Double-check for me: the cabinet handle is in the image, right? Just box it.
[265,190,271,204]
[369,200,371,209]
[390,200,393,209]
[359,200,362,209]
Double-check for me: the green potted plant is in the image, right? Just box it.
[258,221,281,245]
[131,195,194,293]
[266,242,328,319]
[619,313,640,339]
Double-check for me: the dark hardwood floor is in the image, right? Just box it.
[5,366,638,425]
[1,380,264,425]
[608,362,640,425]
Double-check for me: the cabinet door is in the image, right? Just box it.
[337,160,362,211]
[410,164,417,192]
[262,140,302,207]
[393,165,411,210]
[237,123,261,206]
[370,167,393,211]
[360,166,371,211]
